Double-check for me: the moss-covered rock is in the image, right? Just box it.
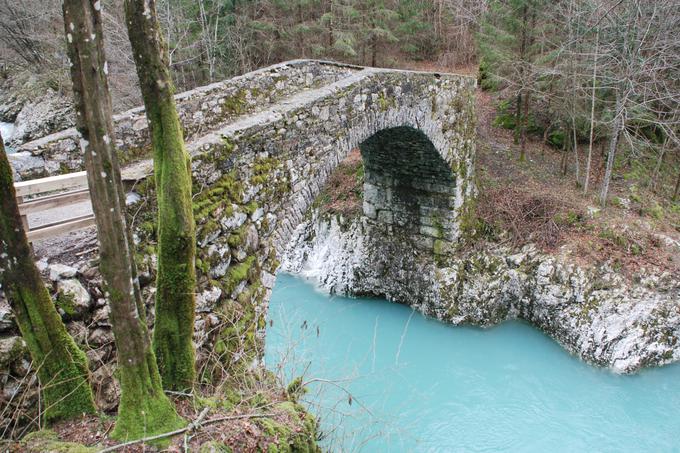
[257,402,320,453]
[20,430,96,453]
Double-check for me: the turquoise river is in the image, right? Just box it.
[265,274,680,452]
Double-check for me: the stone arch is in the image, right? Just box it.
[270,99,469,255]
[358,126,457,249]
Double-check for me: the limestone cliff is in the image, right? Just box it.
[281,211,680,374]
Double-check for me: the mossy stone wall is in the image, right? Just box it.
[5,60,477,384]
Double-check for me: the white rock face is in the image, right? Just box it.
[56,279,92,317]
[7,152,44,181]
[282,213,367,293]
[9,91,74,146]
[282,212,680,374]
[196,286,223,312]
[49,263,78,281]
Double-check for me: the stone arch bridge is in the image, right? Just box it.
[17,59,476,364]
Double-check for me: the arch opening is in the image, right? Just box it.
[358,126,457,249]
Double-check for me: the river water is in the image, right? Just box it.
[265,273,680,452]
[1,122,15,153]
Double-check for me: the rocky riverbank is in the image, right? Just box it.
[281,211,680,374]
[0,73,74,147]
[0,248,320,451]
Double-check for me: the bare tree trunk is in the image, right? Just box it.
[371,19,378,67]
[561,129,569,176]
[673,166,680,201]
[62,0,183,440]
[371,38,377,67]
[124,0,197,391]
[572,117,580,185]
[584,29,599,194]
[514,91,522,145]
[568,0,580,186]
[519,90,530,162]
[600,96,624,208]
[0,133,95,424]
[651,138,668,191]
[328,0,334,49]
[516,4,529,150]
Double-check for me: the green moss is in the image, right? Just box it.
[433,239,446,261]
[377,91,394,112]
[10,284,96,423]
[55,291,76,317]
[227,224,248,248]
[111,352,185,443]
[237,284,256,304]
[251,157,278,186]
[250,156,291,199]
[285,377,307,400]
[193,172,243,221]
[599,228,628,248]
[119,144,153,166]
[244,201,259,215]
[458,198,478,241]
[142,91,198,391]
[20,430,96,453]
[139,221,156,236]
[256,402,319,453]
[197,219,220,244]
[225,256,256,294]
[222,90,248,115]
[196,258,210,276]
[646,202,664,220]
[221,135,236,155]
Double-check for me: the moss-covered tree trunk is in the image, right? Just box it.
[124,0,197,391]
[62,0,183,440]
[0,133,96,423]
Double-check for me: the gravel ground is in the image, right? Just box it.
[29,199,98,262]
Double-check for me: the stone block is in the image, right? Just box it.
[419,225,443,238]
[377,210,394,224]
[56,279,92,317]
[49,263,78,281]
[413,235,434,251]
[363,201,377,219]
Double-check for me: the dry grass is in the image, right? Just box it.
[477,187,575,250]
[315,149,364,218]
[4,382,311,452]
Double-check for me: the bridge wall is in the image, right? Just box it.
[15,62,477,373]
[11,60,358,179]
[172,66,476,369]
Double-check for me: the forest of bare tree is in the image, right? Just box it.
[2,0,678,207]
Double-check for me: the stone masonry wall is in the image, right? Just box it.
[181,65,476,372]
[9,60,359,180]
[360,126,459,249]
[0,62,477,428]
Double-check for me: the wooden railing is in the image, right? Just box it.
[14,171,95,241]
